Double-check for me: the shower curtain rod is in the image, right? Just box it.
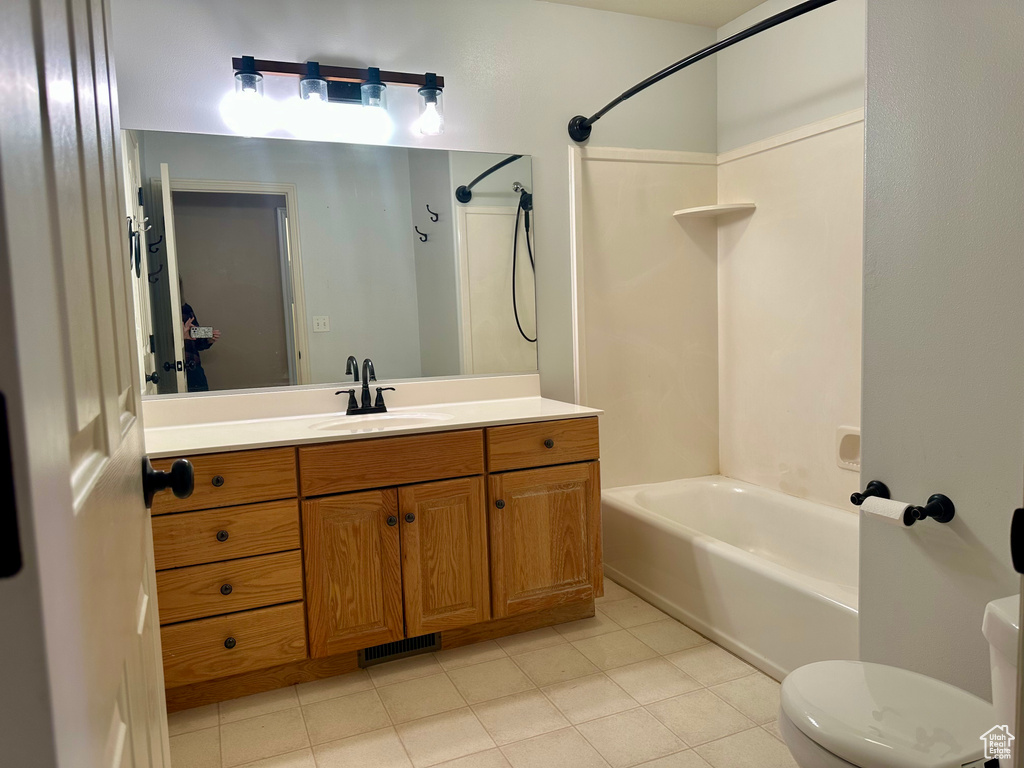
[455,154,524,203]
[567,0,839,143]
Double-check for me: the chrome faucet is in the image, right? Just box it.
[345,355,359,382]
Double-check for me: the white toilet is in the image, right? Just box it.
[779,596,1019,768]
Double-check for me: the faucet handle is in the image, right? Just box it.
[374,387,396,409]
[335,388,359,413]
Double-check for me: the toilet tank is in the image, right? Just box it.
[983,594,1019,766]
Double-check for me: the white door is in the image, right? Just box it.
[122,131,158,395]
[0,0,170,766]
[159,163,188,393]
[455,205,537,374]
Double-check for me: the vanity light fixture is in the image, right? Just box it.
[233,55,264,98]
[229,58,444,136]
[360,67,388,111]
[299,61,328,102]
[417,73,444,136]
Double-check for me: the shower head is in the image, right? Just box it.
[512,182,528,194]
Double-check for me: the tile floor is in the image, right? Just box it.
[168,578,796,768]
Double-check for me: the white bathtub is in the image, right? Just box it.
[602,475,858,681]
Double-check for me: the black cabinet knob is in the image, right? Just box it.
[544,439,555,449]
[224,637,237,649]
[405,513,416,523]
[141,457,194,508]
[220,583,233,596]
[212,475,225,487]
[145,372,160,384]
[495,499,506,509]
[216,530,229,542]
[387,515,398,527]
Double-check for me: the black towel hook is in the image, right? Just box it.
[414,226,428,242]
[426,204,439,222]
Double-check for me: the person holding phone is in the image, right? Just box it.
[182,302,221,392]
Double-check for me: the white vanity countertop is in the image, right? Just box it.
[144,397,601,458]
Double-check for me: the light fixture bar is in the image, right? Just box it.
[230,58,444,89]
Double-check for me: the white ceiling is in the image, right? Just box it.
[541,0,765,29]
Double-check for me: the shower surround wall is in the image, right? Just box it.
[577,116,864,508]
[577,149,720,489]
[717,113,864,509]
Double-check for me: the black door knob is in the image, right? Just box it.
[224,637,236,649]
[163,361,173,372]
[141,457,194,508]
[544,439,555,449]
[220,583,233,595]
[387,516,398,526]
[1012,509,1024,574]
[146,372,160,384]
[212,475,225,487]
[495,499,505,509]
[216,530,229,542]
[405,513,416,523]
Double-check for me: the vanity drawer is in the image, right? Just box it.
[161,602,307,688]
[299,429,484,496]
[156,551,304,625]
[151,447,297,514]
[486,417,600,472]
[152,500,300,570]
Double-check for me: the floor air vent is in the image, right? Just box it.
[358,633,441,667]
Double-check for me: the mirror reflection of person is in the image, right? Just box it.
[181,300,221,393]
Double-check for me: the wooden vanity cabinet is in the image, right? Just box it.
[489,462,602,618]
[302,476,490,657]
[302,490,405,657]
[399,477,489,635]
[154,415,601,711]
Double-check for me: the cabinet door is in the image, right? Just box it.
[399,477,489,635]
[302,490,404,657]
[489,462,601,618]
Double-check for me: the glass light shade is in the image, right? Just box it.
[300,76,328,102]
[234,70,263,97]
[360,81,387,110]
[417,87,444,135]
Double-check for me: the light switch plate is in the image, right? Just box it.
[313,316,330,333]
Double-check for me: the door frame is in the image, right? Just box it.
[165,178,311,386]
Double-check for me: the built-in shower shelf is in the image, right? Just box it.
[673,203,756,219]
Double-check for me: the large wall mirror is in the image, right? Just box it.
[122,130,536,396]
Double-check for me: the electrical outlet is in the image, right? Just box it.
[313,315,330,333]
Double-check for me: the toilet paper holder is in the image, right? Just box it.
[907,494,956,525]
[852,480,955,526]
[850,480,890,506]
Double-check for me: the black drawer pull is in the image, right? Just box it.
[220,583,233,596]
[224,637,236,649]
[212,475,225,487]
[405,513,416,523]
[544,439,555,449]
[495,499,505,509]
[387,515,398,527]
[216,530,229,542]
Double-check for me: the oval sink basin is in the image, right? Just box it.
[312,412,455,432]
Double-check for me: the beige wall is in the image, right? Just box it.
[717,115,864,509]
[579,149,720,489]
[861,0,1023,699]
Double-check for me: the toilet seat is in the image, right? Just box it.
[781,660,994,768]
